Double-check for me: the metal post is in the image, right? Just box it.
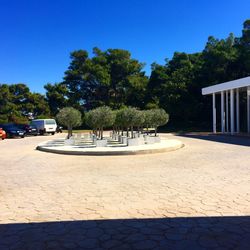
[230,89,235,134]
[236,88,240,133]
[221,91,225,133]
[226,90,229,132]
[213,93,216,133]
[247,86,250,133]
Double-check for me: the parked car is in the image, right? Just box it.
[0,124,25,138]
[56,125,63,133]
[30,119,57,135]
[0,127,6,140]
[16,124,38,136]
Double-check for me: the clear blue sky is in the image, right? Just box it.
[0,0,249,94]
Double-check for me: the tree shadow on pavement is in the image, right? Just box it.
[0,216,249,249]
[176,133,250,147]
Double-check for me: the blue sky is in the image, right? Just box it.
[0,0,250,94]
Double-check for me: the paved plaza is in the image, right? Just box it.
[0,133,250,249]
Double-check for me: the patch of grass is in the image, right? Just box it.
[62,129,92,133]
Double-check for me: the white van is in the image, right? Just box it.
[31,119,57,135]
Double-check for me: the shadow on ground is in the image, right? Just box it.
[176,133,250,147]
[0,216,249,249]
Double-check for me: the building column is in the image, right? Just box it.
[230,89,235,134]
[213,93,216,133]
[247,86,250,133]
[226,90,229,133]
[236,88,240,133]
[221,91,225,133]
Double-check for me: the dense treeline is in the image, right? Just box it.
[1,20,250,129]
[0,83,50,124]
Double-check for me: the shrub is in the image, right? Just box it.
[150,109,169,136]
[85,106,115,139]
[143,110,154,133]
[56,107,82,138]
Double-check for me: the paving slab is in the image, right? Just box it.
[0,133,250,249]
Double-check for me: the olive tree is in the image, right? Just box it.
[85,109,97,135]
[85,106,115,139]
[133,110,145,133]
[143,110,154,134]
[118,107,139,138]
[150,109,169,136]
[113,109,124,135]
[56,107,82,139]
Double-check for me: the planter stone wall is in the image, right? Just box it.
[121,136,128,145]
[95,139,108,147]
[65,138,74,145]
[144,136,161,144]
[127,137,145,146]
[154,136,161,143]
[144,135,154,144]
[118,135,123,142]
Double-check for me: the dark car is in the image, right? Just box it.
[56,125,63,133]
[16,124,38,136]
[0,124,25,138]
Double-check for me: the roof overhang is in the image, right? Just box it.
[202,76,250,95]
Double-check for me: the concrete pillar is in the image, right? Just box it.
[213,93,216,133]
[247,86,250,133]
[226,90,229,132]
[221,91,225,133]
[236,88,240,133]
[230,89,235,134]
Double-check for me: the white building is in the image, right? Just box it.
[202,76,250,134]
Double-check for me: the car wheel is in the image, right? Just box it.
[51,132,55,135]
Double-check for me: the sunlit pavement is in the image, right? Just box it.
[0,133,249,249]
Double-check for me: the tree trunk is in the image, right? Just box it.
[127,128,129,137]
[155,127,157,136]
[67,125,72,139]
[131,126,134,138]
[101,127,103,140]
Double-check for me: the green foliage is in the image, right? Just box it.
[56,107,82,138]
[117,107,136,128]
[85,106,115,129]
[150,109,169,135]
[63,48,148,110]
[143,110,154,129]
[142,109,169,135]
[85,106,115,139]
[44,83,68,115]
[113,107,143,137]
[0,83,50,124]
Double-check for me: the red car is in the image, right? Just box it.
[0,127,6,140]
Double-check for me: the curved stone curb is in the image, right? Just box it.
[36,139,184,156]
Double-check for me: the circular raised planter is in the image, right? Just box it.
[36,138,184,156]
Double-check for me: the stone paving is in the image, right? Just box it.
[0,133,250,249]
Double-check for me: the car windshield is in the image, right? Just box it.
[45,119,56,125]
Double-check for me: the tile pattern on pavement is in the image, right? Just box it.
[0,133,250,249]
